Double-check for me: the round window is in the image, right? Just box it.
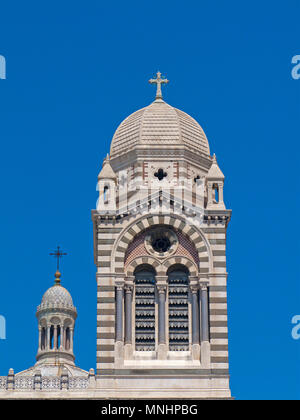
[145,227,178,258]
[152,237,171,253]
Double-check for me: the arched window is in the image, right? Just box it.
[57,325,61,349]
[65,327,70,350]
[103,185,109,204]
[134,265,156,351]
[213,183,219,203]
[168,265,189,351]
[41,327,46,350]
[50,325,54,349]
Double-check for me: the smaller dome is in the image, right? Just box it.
[41,285,74,307]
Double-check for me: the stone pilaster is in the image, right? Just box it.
[7,369,14,390]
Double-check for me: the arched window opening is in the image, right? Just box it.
[65,327,70,350]
[41,327,46,350]
[134,265,156,351]
[103,185,109,204]
[168,265,189,351]
[50,325,54,350]
[57,325,61,349]
[213,183,219,203]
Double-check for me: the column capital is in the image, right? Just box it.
[124,284,134,293]
[125,276,135,283]
[190,284,199,294]
[115,281,125,291]
[199,282,209,291]
[157,284,167,294]
[156,276,168,283]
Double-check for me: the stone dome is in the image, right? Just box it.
[41,285,74,307]
[110,99,210,158]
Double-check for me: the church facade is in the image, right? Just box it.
[0,73,232,399]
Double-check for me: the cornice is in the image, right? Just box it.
[110,147,212,173]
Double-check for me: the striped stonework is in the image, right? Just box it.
[113,214,212,275]
[93,211,231,374]
[96,276,116,373]
[209,282,229,371]
[91,87,233,398]
[124,229,200,269]
[94,221,122,373]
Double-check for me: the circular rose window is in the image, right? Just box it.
[145,228,178,258]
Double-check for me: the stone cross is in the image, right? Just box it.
[149,71,169,99]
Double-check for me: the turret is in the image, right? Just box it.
[36,270,77,366]
[206,154,226,210]
[97,154,117,213]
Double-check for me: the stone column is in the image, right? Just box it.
[124,285,133,344]
[53,325,58,350]
[200,282,210,367]
[157,279,168,360]
[60,326,64,350]
[158,286,166,344]
[47,326,51,350]
[38,326,42,351]
[124,284,133,359]
[70,328,74,352]
[200,283,209,342]
[207,181,213,207]
[190,284,200,360]
[115,284,124,342]
[191,286,200,344]
[219,182,224,204]
[115,281,124,368]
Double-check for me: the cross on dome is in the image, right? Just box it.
[149,71,169,100]
[50,246,67,272]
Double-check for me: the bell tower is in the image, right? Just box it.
[92,73,232,399]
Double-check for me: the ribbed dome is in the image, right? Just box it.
[41,285,74,307]
[110,99,210,158]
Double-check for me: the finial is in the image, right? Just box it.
[212,153,217,163]
[54,270,61,285]
[103,154,110,166]
[149,71,169,100]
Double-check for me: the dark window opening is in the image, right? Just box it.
[134,265,156,351]
[152,237,171,253]
[168,265,189,351]
[154,168,167,181]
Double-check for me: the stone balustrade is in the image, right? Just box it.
[0,374,89,391]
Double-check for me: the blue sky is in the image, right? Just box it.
[0,0,299,400]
